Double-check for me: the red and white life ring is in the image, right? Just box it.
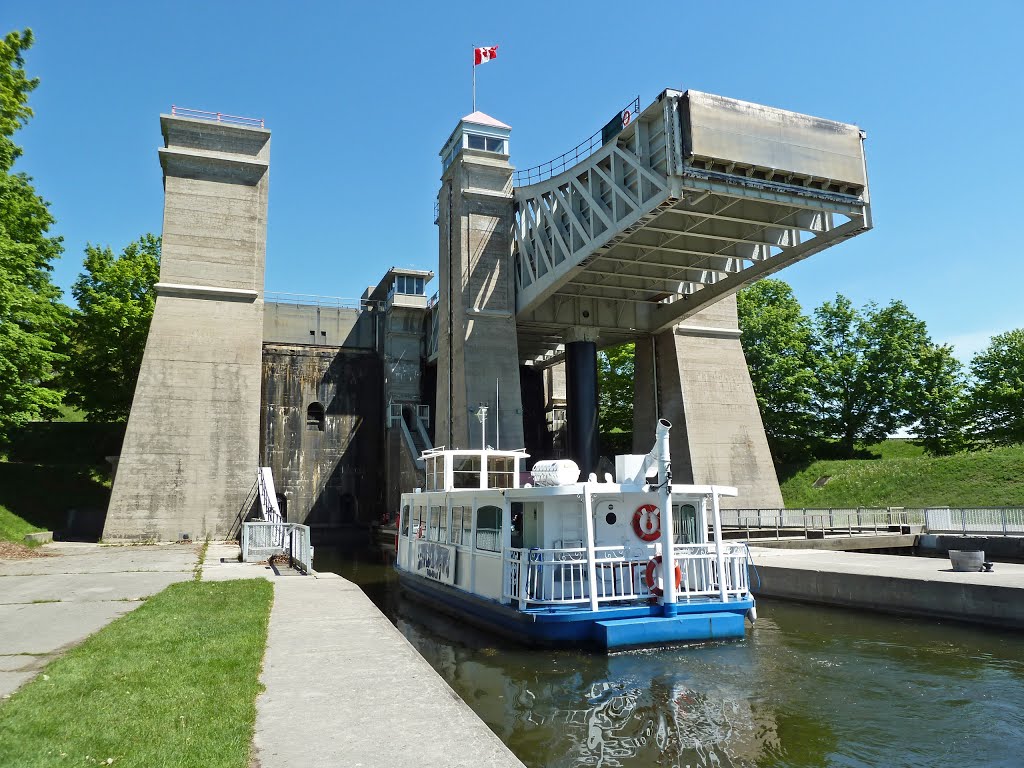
[644,555,682,597]
[632,504,661,542]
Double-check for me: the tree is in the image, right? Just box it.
[912,343,970,456]
[966,329,1024,446]
[737,279,817,462]
[808,296,930,458]
[64,235,160,421]
[597,343,634,434]
[0,29,67,441]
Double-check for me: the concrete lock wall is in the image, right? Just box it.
[260,345,383,534]
[263,303,375,348]
[103,116,270,541]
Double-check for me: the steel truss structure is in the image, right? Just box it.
[512,90,872,365]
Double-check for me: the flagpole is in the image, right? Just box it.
[472,45,476,112]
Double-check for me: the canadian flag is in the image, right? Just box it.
[474,46,498,65]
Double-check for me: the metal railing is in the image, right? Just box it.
[170,105,265,128]
[264,292,384,311]
[921,507,1024,536]
[722,507,1024,538]
[513,96,640,186]
[241,522,313,574]
[503,542,749,607]
[722,508,911,539]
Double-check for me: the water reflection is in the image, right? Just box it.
[315,546,1024,768]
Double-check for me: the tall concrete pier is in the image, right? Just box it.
[633,296,783,508]
[435,113,524,450]
[103,115,271,541]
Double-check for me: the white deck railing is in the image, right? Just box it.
[503,543,750,608]
[241,522,313,574]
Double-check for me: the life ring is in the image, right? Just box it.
[644,555,682,597]
[632,504,661,542]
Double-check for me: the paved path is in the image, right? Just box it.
[202,543,525,768]
[749,547,1024,627]
[0,542,197,696]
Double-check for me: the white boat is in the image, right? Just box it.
[394,420,755,650]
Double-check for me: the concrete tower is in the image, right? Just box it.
[103,114,271,540]
[435,113,524,450]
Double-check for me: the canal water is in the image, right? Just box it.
[315,546,1024,768]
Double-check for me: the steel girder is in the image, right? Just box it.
[512,91,872,367]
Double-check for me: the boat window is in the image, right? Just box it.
[425,507,442,544]
[450,505,472,546]
[401,505,410,537]
[415,505,427,538]
[450,506,464,545]
[672,503,698,544]
[475,505,502,552]
[487,455,515,489]
[452,455,481,489]
[425,455,445,491]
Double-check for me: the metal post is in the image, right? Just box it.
[653,420,676,615]
[583,486,599,612]
[711,488,727,603]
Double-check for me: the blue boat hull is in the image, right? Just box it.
[397,570,753,651]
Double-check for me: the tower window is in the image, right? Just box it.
[466,134,505,154]
[394,275,426,296]
[306,402,325,431]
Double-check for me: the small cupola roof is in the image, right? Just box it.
[439,111,512,173]
[460,111,512,130]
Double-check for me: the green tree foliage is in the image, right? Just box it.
[597,343,634,434]
[967,329,1024,446]
[0,29,67,441]
[808,296,931,458]
[913,343,970,456]
[737,279,816,462]
[64,235,160,421]
[0,30,36,172]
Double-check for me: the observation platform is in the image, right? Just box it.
[512,90,871,365]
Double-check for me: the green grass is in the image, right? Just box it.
[780,443,1024,508]
[0,579,273,768]
[0,461,112,542]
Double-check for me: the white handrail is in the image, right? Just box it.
[502,543,750,607]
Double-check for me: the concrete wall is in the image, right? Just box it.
[633,295,783,509]
[104,116,270,541]
[260,345,383,534]
[752,561,1024,630]
[436,144,524,450]
[263,302,374,348]
[919,535,1024,560]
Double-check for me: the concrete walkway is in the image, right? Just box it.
[202,544,525,768]
[749,547,1024,628]
[0,542,198,696]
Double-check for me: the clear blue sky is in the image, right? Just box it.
[6,1,1022,361]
